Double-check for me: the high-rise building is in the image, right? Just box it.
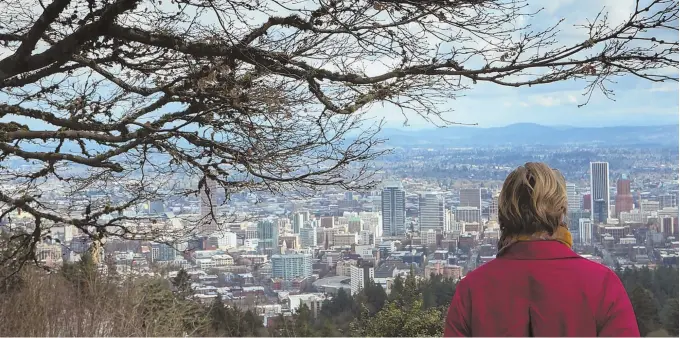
[583,194,591,211]
[382,182,406,236]
[593,199,608,224]
[459,188,481,221]
[568,210,591,233]
[257,219,279,254]
[199,177,218,234]
[641,199,661,217]
[489,191,500,221]
[292,212,305,234]
[566,183,580,211]
[299,226,317,249]
[350,264,375,295]
[578,218,593,246]
[615,176,634,217]
[347,217,363,233]
[418,193,445,233]
[271,253,312,281]
[589,162,610,223]
[459,188,482,209]
[454,206,481,224]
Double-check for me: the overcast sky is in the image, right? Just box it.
[368,0,679,129]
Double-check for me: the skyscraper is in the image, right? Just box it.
[459,188,482,209]
[615,176,634,217]
[490,191,500,221]
[382,182,406,236]
[418,192,445,233]
[199,177,218,234]
[257,219,279,254]
[350,264,375,295]
[459,188,482,220]
[578,218,593,246]
[299,225,317,249]
[566,183,580,211]
[589,162,610,223]
[293,212,304,234]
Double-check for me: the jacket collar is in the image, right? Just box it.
[496,241,580,260]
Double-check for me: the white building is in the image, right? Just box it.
[425,229,438,246]
[271,253,313,281]
[579,218,593,246]
[419,193,445,233]
[566,183,580,211]
[212,254,234,267]
[299,226,317,248]
[350,264,374,295]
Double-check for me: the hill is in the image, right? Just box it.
[378,123,679,147]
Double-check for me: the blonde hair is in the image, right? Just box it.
[498,162,568,240]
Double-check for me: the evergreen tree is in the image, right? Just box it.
[292,304,315,337]
[352,300,444,337]
[360,280,387,314]
[629,284,661,336]
[208,296,228,336]
[660,298,679,336]
[243,309,264,336]
[171,268,193,299]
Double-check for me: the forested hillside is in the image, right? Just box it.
[0,256,676,337]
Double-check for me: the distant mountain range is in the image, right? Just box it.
[378,123,679,147]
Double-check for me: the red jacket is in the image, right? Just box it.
[444,241,639,337]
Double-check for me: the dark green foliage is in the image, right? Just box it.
[660,298,678,337]
[618,266,679,337]
[629,284,660,337]
[171,268,193,299]
[207,296,264,336]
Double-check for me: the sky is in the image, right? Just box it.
[366,0,679,129]
[1,0,677,132]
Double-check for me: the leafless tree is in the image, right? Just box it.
[0,0,676,271]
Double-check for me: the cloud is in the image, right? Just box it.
[648,84,679,93]
[529,95,562,107]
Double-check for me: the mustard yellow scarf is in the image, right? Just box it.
[497,226,573,255]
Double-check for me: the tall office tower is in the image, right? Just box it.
[459,188,482,209]
[257,219,279,254]
[489,191,500,221]
[454,206,481,224]
[382,182,406,236]
[578,218,593,246]
[293,212,304,234]
[459,188,482,220]
[615,176,634,217]
[418,193,445,233]
[583,194,592,211]
[566,183,580,211]
[589,162,610,223]
[350,264,375,295]
[299,225,317,249]
[199,177,218,234]
[568,210,591,233]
